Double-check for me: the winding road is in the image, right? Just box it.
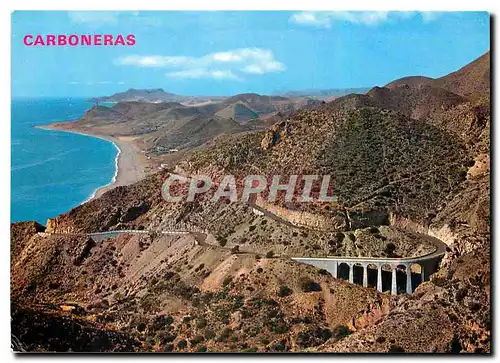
[38,172,448,295]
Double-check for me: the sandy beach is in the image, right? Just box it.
[90,135,148,199]
[37,125,149,201]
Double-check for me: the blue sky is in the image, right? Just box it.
[12,11,490,98]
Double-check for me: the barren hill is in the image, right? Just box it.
[326,52,490,151]
[184,105,471,226]
[214,93,310,124]
[365,84,466,120]
[385,76,435,89]
[48,93,309,155]
[435,51,490,98]
[385,51,490,99]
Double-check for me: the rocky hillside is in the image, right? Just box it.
[178,52,491,352]
[12,218,391,352]
[50,93,312,155]
[184,104,471,227]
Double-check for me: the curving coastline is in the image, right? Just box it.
[36,125,148,203]
[82,140,121,203]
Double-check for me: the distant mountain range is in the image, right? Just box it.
[91,87,371,105]
[90,88,226,106]
[58,92,315,153]
[273,87,370,98]
[75,51,490,159]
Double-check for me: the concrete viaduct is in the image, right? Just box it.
[292,239,446,295]
[40,225,446,296]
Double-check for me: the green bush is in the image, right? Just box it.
[190,335,204,346]
[222,276,233,287]
[385,242,396,255]
[177,339,187,349]
[389,344,405,353]
[332,325,351,340]
[278,285,293,297]
[299,278,321,292]
[195,317,207,329]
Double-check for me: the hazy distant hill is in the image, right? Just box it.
[90,88,178,102]
[274,87,370,98]
[55,92,311,153]
[90,88,226,105]
[215,93,312,124]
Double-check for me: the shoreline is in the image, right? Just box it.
[36,125,149,203]
[82,140,121,203]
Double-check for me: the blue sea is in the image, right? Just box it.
[11,98,118,224]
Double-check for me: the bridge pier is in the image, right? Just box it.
[290,249,444,296]
[377,265,383,292]
[391,267,397,295]
[406,264,413,294]
[332,261,338,278]
[421,263,428,282]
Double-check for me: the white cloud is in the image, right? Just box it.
[421,12,441,23]
[67,11,162,28]
[290,11,441,28]
[290,12,333,28]
[166,69,241,81]
[68,11,119,26]
[117,48,285,81]
[118,55,193,68]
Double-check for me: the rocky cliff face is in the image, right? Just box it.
[255,196,344,231]
[260,120,291,150]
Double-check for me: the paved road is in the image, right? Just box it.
[38,172,448,270]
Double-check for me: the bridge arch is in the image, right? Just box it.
[379,264,393,293]
[409,263,424,291]
[395,264,409,294]
[290,234,446,296]
[353,263,364,286]
[338,262,350,281]
[366,263,378,288]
